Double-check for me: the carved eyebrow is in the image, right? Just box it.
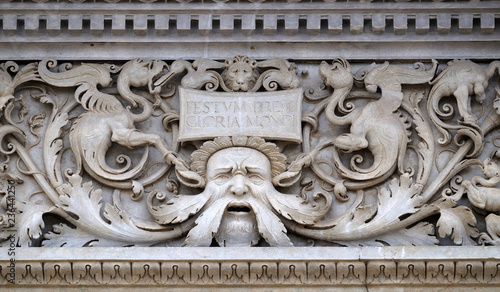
[213,166,233,174]
[245,166,267,175]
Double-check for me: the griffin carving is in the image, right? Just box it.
[38,59,204,194]
[428,59,500,156]
[319,59,437,184]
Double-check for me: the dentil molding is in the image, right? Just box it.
[0,1,499,60]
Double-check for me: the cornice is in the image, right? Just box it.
[0,2,499,60]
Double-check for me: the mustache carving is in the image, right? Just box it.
[149,180,331,247]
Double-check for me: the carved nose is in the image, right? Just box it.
[236,76,246,85]
[230,175,249,196]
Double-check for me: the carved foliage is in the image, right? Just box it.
[1,57,500,249]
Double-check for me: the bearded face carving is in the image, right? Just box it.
[204,147,274,247]
[148,136,331,247]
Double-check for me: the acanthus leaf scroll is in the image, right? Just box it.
[1,56,500,247]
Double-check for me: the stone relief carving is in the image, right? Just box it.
[1,55,500,248]
[149,136,331,247]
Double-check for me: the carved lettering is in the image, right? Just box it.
[178,87,302,142]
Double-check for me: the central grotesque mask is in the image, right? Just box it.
[149,136,331,247]
[205,147,273,246]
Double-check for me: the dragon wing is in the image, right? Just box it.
[76,86,124,113]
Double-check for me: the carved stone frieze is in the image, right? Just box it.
[1,55,500,288]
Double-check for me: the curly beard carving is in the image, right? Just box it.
[148,146,331,247]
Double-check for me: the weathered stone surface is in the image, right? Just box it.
[0,1,500,290]
[178,88,302,142]
[0,56,499,249]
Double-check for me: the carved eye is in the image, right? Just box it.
[213,174,231,184]
[248,174,264,184]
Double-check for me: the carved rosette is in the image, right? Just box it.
[0,56,500,250]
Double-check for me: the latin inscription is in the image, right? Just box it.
[178,87,302,142]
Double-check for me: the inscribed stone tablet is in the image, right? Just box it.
[178,87,302,142]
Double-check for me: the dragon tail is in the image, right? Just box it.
[331,127,406,182]
[70,123,149,182]
[332,146,390,181]
[88,144,149,182]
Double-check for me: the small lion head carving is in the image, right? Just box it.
[222,56,259,92]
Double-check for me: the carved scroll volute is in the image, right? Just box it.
[0,61,41,111]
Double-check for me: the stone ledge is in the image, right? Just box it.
[1,247,499,287]
[1,3,498,61]
[1,41,500,61]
